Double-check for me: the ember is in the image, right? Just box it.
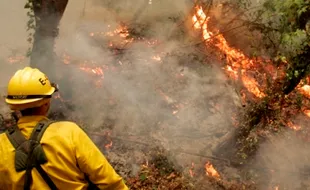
[105,141,113,149]
[7,55,25,64]
[189,162,195,177]
[287,121,302,131]
[89,25,134,46]
[79,66,104,77]
[151,55,161,61]
[62,53,71,64]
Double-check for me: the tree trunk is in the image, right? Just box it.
[30,0,74,103]
[30,0,68,81]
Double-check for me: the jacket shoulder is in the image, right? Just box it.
[49,120,82,132]
[50,120,79,126]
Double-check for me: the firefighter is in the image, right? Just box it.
[0,67,128,190]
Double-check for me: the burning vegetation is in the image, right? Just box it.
[2,0,310,189]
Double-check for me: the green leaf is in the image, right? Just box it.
[282,33,291,43]
[294,70,299,77]
[297,6,308,17]
[139,173,147,181]
[294,0,304,7]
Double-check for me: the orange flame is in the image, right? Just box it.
[151,55,161,61]
[298,84,310,98]
[89,25,134,45]
[189,162,195,177]
[303,110,310,118]
[105,141,113,149]
[205,161,221,179]
[53,93,65,102]
[192,6,266,98]
[287,121,302,131]
[79,66,104,77]
[7,55,25,64]
[62,53,71,64]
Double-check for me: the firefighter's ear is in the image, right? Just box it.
[40,99,51,115]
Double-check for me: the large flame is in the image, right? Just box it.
[192,6,265,98]
[192,5,310,132]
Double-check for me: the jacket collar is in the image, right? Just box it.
[17,115,48,125]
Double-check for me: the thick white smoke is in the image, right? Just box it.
[1,0,242,178]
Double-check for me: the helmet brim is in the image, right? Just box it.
[5,97,44,105]
[7,98,51,111]
[5,86,56,105]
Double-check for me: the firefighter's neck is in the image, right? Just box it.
[21,103,50,117]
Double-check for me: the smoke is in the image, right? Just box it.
[0,0,29,85]
[54,0,242,172]
[0,0,29,117]
[251,111,310,190]
[254,129,310,190]
[1,0,241,177]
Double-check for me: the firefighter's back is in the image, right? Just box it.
[0,115,89,190]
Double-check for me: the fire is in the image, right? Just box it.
[192,8,212,40]
[7,55,25,64]
[89,25,134,45]
[241,74,265,98]
[62,53,71,64]
[192,5,310,134]
[146,39,159,46]
[103,131,113,149]
[105,141,113,149]
[89,25,129,38]
[189,162,195,177]
[205,161,221,179]
[53,93,65,102]
[298,84,310,98]
[287,121,302,131]
[151,55,161,61]
[192,6,266,98]
[61,24,162,84]
[79,66,104,77]
[303,110,310,117]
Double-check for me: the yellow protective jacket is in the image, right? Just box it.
[0,115,129,190]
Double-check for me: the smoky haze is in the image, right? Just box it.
[0,0,255,181]
[57,1,310,187]
[0,0,240,176]
[254,130,310,190]
[60,1,310,188]
[2,0,310,188]
[0,0,29,86]
[53,0,241,174]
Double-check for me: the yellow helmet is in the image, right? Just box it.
[5,67,58,110]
